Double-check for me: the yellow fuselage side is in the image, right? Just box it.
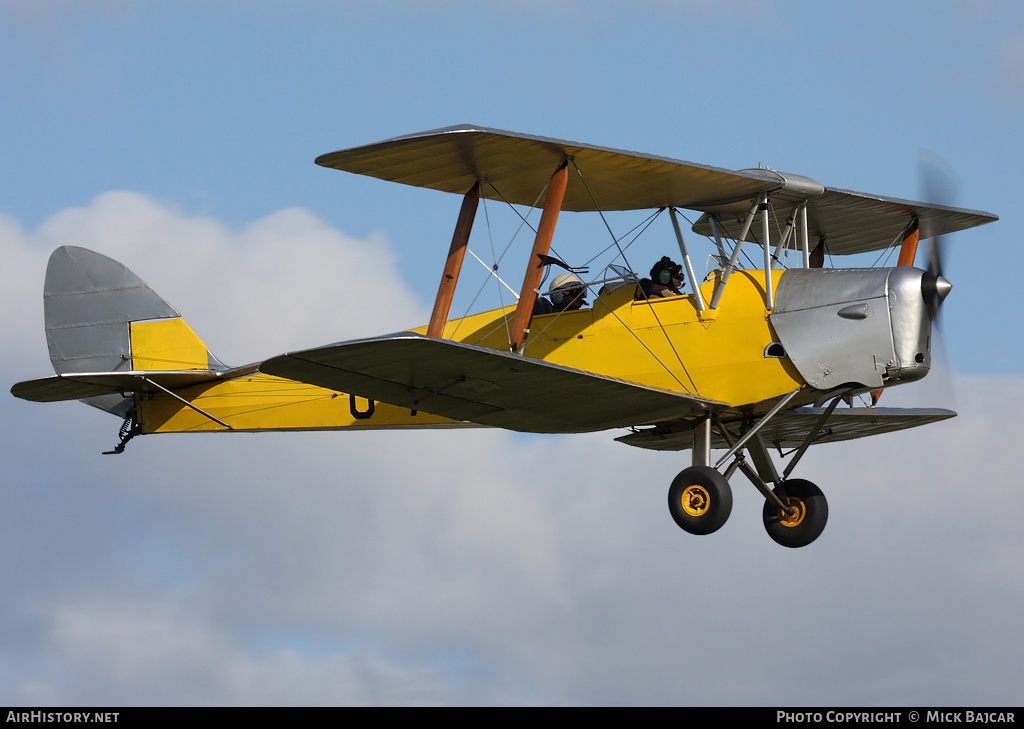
[137,270,806,434]
[434,270,803,406]
[138,373,459,433]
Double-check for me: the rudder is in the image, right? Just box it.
[42,246,220,415]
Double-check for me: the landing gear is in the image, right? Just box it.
[762,479,828,548]
[668,466,733,535]
[102,411,141,455]
[665,407,834,547]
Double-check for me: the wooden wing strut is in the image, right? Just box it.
[896,217,921,267]
[510,160,569,352]
[427,181,480,338]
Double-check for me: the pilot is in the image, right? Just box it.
[647,256,685,298]
[548,272,588,312]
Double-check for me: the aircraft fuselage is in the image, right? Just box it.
[137,267,936,433]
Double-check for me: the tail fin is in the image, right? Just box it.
[41,246,221,415]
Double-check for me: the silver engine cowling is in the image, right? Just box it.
[769,267,942,392]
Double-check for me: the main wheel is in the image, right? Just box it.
[762,479,828,548]
[668,466,733,535]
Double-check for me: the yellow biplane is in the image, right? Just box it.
[12,126,998,547]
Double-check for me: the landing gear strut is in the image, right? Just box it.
[664,409,830,548]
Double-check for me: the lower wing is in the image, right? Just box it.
[261,332,724,434]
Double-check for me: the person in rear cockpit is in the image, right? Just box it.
[532,272,588,316]
[548,272,588,311]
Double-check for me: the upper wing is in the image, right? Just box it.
[316,125,997,254]
[691,187,997,256]
[316,124,779,213]
[261,333,724,434]
[615,406,956,451]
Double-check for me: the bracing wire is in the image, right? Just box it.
[581,208,665,271]
[449,180,547,345]
[702,215,759,270]
[568,158,700,394]
[869,226,908,268]
[569,159,635,275]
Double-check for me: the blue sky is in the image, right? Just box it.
[2,0,1022,706]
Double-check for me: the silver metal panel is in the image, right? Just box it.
[616,407,956,451]
[770,302,891,389]
[770,269,897,390]
[44,246,179,376]
[691,417,712,467]
[261,333,724,434]
[773,268,890,313]
[886,266,932,383]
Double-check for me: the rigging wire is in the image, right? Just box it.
[450,160,707,395]
[569,159,636,275]
[766,201,797,270]
[606,296,695,393]
[869,227,905,268]
[448,195,509,343]
[705,215,759,270]
[486,178,546,272]
[568,158,699,394]
[632,289,700,394]
[449,180,547,344]
[489,183,540,237]
[581,208,665,271]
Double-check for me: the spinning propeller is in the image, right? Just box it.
[919,152,958,325]
[871,153,957,407]
[921,241,952,323]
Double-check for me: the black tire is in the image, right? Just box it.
[668,466,733,535]
[762,479,828,548]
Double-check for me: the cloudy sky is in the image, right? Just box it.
[2,0,1022,706]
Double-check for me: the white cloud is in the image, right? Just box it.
[2,195,1023,705]
[32,597,469,706]
[23,190,427,365]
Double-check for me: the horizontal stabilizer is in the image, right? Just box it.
[261,333,723,434]
[11,370,234,403]
[616,406,956,451]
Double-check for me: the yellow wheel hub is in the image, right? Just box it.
[681,484,711,517]
[778,496,806,527]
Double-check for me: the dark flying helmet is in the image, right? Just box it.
[651,257,684,286]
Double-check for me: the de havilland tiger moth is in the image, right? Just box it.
[11,125,999,547]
